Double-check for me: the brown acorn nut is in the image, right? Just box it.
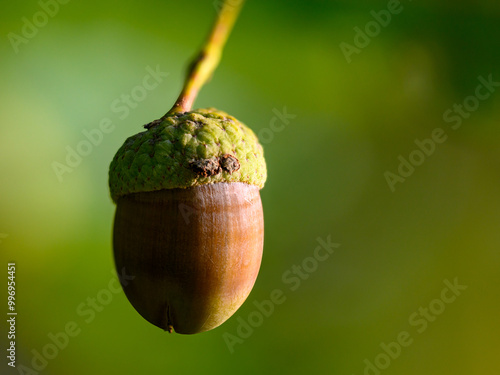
[113,183,263,333]
[109,109,267,334]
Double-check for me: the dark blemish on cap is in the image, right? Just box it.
[144,119,162,130]
[189,157,221,177]
[219,154,240,174]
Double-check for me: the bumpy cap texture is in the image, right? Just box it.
[109,108,266,203]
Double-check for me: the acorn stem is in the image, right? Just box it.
[166,0,245,116]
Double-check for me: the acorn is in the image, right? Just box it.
[109,108,266,333]
[108,0,262,334]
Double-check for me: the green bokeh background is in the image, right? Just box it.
[1,0,500,374]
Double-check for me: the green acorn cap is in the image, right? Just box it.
[109,108,267,203]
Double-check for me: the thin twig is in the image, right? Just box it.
[165,0,245,116]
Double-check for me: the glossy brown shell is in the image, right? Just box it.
[113,182,264,334]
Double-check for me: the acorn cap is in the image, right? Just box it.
[109,108,267,203]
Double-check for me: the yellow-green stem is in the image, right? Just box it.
[166,0,245,116]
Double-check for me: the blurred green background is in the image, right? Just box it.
[1,0,500,374]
